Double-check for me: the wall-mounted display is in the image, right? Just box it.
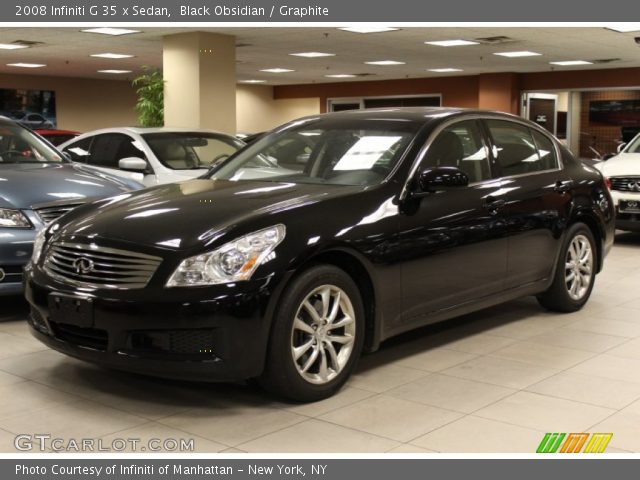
[0,88,57,129]
[589,99,640,126]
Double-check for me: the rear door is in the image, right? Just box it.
[483,119,572,289]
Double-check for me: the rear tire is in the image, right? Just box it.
[537,223,597,312]
[259,265,365,402]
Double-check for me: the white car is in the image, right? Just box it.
[596,133,640,232]
[58,127,245,187]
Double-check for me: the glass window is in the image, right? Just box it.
[421,120,491,183]
[212,119,419,186]
[88,134,124,168]
[63,136,92,163]
[625,134,640,153]
[143,132,243,170]
[531,129,559,170]
[0,123,63,164]
[486,120,551,176]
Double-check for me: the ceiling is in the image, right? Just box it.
[0,27,639,84]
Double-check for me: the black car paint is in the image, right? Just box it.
[25,109,615,382]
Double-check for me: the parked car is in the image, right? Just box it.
[59,128,246,187]
[5,111,55,129]
[595,132,640,232]
[0,116,142,295]
[25,108,614,401]
[34,129,80,146]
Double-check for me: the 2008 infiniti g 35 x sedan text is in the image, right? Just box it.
[25,108,615,401]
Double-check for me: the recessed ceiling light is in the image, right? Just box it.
[365,60,405,66]
[240,79,267,83]
[605,24,640,33]
[290,52,335,58]
[7,63,45,68]
[494,51,542,58]
[90,53,135,59]
[325,74,357,78]
[0,43,28,50]
[549,60,593,66]
[260,68,294,73]
[428,68,463,73]
[425,39,479,47]
[81,27,140,36]
[338,27,399,34]
[98,69,132,74]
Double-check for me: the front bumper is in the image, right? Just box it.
[24,268,288,382]
[610,191,640,232]
[0,227,36,295]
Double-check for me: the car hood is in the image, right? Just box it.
[56,179,364,251]
[0,163,134,210]
[596,153,640,177]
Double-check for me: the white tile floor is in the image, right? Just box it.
[1,232,639,453]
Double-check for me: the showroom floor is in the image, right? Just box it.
[1,233,639,454]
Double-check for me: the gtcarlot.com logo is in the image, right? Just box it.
[536,433,613,453]
[14,434,195,452]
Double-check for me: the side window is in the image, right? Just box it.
[422,120,491,183]
[62,136,93,163]
[531,129,559,170]
[89,134,144,169]
[486,120,558,176]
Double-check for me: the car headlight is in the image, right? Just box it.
[31,227,48,265]
[166,224,286,287]
[0,209,31,228]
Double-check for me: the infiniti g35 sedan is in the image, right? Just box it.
[0,117,141,296]
[25,108,615,401]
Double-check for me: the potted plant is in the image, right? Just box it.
[132,67,164,127]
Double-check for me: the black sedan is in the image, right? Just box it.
[25,108,615,401]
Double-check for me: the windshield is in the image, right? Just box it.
[143,132,244,170]
[0,123,64,164]
[211,118,419,186]
[626,135,640,154]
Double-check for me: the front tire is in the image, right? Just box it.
[537,223,597,312]
[259,265,365,402]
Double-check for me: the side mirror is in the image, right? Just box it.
[415,167,469,196]
[118,157,148,172]
[617,143,626,154]
[602,153,616,161]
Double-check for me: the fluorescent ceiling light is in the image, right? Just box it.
[425,39,479,47]
[606,24,640,33]
[494,51,542,58]
[290,52,335,58]
[365,60,405,66]
[7,63,45,68]
[549,60,593,66]
[428,68,463,72]
[338,26,399,34]
[325,74,357,78]
[0,43,28,50]
[260,68,294,73]
[90,53,135,59]
[98,69,132,74]
[240,79,266,83]
[81,27,140,36]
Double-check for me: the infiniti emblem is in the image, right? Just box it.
[72,257,95,275]
[628,181,640,192]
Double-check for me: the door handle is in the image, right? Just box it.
[483,196,506,211]
[554,180,573,193]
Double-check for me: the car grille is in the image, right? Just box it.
[35,203,84,224]
[610,177,640,192]
[129,329,218,357]
[50,322,108,351]
[44,242,162,289]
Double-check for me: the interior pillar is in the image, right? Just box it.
[163,32,236,134]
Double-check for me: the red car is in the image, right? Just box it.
[34,129,80,146]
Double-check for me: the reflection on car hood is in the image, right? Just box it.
[596,153,640,177]
[56,179,363,251]
[0,163,134,210]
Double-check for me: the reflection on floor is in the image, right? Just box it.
[1,232,640,453]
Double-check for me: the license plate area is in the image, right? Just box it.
[48,294,94,328]
[620,200,640,214]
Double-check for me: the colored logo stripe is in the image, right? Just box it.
[537,433,613,453]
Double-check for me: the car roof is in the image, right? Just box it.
[73,126,234,136]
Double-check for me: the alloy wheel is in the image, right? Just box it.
[565,234,594,301]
